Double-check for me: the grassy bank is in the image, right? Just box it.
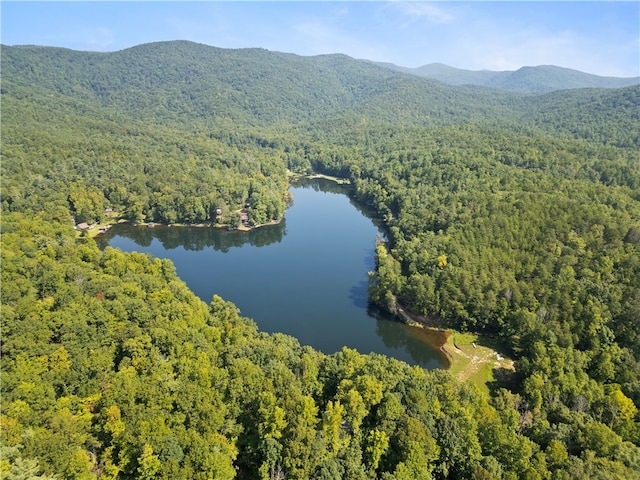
[444,331,514,394]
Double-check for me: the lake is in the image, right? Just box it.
[97,177,448,369]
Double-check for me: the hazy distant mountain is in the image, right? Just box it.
[374,62,640,93]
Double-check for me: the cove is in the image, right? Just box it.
[97,178,448,369]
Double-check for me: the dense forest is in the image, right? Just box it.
[2,41,639,479]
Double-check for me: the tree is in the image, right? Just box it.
[365,429,389,473]
[323,401,346,455]
[257,391,288,480]
[137,444,161,480]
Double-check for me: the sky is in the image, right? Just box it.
[2,1,639,77]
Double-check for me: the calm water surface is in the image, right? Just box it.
[98,178,447,369]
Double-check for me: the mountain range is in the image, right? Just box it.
[4,40,639,158]
[3,41,639,140]
[373,61,640,93]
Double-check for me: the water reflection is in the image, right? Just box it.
[96,218,286,252]
[291,176,348,194]
[291,177,387,235]
[373,312,449,368]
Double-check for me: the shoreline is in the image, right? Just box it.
[392,301,514,387]
[86,171,341,238]
[82,213,284,238]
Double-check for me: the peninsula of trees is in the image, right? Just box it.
[2,41,639,479]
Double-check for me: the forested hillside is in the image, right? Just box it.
[3,42,532,128]
[2,41,640,479]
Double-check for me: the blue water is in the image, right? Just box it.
[99,178,447,368]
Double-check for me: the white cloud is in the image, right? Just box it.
[385,1,454,25]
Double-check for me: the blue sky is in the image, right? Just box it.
[2,1,639,77]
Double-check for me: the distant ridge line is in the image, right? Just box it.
[371,60,640,93]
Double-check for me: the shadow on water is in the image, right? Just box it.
[348,279,370,310]
[348,244,377,310]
